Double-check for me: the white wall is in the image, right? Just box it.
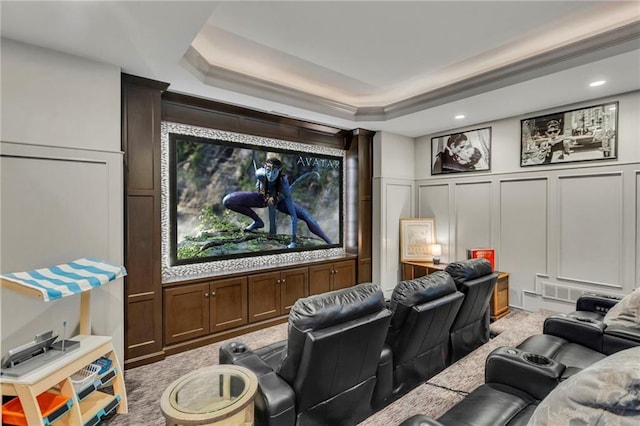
[375,91,640,310]
[0,39,125,360]
[372,131,416,295]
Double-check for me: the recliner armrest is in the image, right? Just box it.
[399,414,445,426]
[543,313,606,352]
[219,342,296,426]
[576,293,621,313]
[485,347,565,400]
[603,324,640,354]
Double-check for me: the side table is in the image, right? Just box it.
[491,272,510,321]
[160,364,258,425]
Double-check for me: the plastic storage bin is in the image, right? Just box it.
[2,392,72,426]
[70,363,101,393]
[93,356,113,375]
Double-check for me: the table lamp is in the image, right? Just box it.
[431,244,442,264]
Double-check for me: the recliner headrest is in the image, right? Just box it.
[288,282,385,332]
[445,258,492,285]
[390,272,457,307]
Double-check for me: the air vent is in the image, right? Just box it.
[542,282,591,303]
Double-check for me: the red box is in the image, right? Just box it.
[467,248,495,271]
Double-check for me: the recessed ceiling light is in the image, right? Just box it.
[589,80,606,87]
[455,115,465,120]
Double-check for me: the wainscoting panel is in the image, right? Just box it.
[558,172,623,287]
[0,142,124,359]
[499,178,548,307]
[454,181,492,262]
[378,179,413,295]
[417,183,450,259]
[636,170,640,289]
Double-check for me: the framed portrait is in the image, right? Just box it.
[431,127,491,175]
[400,218,436,262]
[520,102,618,167]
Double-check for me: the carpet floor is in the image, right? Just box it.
[105,308,550,425]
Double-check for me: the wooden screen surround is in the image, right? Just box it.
[122,74,374,368]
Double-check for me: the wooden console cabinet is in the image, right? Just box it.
[164,277,248,346]
[248,268,308,323]
[401,261,510,322]
[309,260,356,295]
[163,257,356,354]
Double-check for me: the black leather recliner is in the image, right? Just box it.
[400,345,640,426]
[400,345,565,426]
[373,272,465,407]
[399,293,640,426]
[542,292,640,355]
[514,292,640,378]
[219,283,392,426]
[445,258,498,362]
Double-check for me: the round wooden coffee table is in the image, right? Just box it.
[160,364,258,425]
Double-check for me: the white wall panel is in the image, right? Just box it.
[375,179,413,296]
[417,184,450,261]
[558,173,622,287]
[500,178,548,307]
[1,39,120,151]
[636,171,640,289]
[454,181,492,261]
[1,143,124,358]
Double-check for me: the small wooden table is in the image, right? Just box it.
[401,260,447,280]
[401,261,510,321]
[160,364,258,425]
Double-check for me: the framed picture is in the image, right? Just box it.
[400,218,436,262]
[520,102,618,167]
[431,127,491,175]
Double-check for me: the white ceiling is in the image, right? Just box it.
[2,1,639,137]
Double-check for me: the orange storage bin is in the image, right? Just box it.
[2,392,71,426]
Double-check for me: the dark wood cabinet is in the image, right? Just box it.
[210,277,248,333]
[248,268,308,323]
[164,282,210,345]
[123,80,372,367]
[165,277,248,345]
[309,260,356,295]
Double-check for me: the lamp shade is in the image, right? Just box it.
[431,244,442,257]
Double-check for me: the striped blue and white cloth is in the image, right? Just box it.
[0,257,127,302]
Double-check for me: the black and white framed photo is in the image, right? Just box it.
[520,102,618,167]
[431,127,491,175]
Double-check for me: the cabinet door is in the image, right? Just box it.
[309,264,332,295]
[248,271,281,323]
[210,277,248,333]
[332,260,356,291]
[164,283,209,345]
[280,267,309,314]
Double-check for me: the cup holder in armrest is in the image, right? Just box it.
[523,353,552,366]
[574,316,595,323]
[230,342,247,353]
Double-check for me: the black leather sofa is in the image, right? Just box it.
[400,345,640,426]
[219,283,392,426]
[373,271,464,407]
[400,292,640,426]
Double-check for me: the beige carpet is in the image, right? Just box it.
[105,309,549,425]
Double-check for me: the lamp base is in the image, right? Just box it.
[433,257,441,265]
